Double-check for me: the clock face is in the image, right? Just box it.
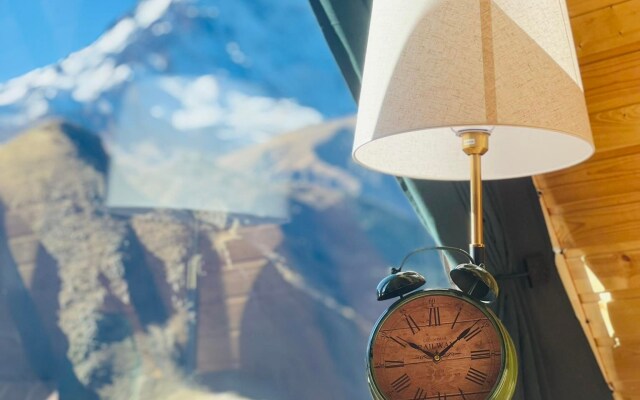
[369,292,504,400]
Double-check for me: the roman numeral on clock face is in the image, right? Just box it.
[404,314,420,334]
[388,336,406,347]
[384,360,404,368]
[390,373,411,393]
[451,309,461,329]
[412,387,427,400]
[428,307,441,326]
[466,367,488,386]
[381,331,406,347]
[471,349,491,360]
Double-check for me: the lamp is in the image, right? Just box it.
[353,0,593,295]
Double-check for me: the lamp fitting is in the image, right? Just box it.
[459,131,490,156]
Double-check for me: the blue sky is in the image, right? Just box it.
[0,0,136,82]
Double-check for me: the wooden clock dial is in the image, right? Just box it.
[370,293,503,399]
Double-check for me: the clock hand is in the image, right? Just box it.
[398,337,438,359]
[437,320,480,358]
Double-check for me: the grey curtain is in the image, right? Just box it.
[309,1,611,398]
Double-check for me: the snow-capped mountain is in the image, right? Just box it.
[0,0,354,140]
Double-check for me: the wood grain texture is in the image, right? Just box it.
[564,240,640,258]
[550,202,640,248]
[571,0,640,64]
[582,50,640,113]
[535,159,640,214]
[537,150,640,188]
[589,103,640,152]
[567,0,630,17]
[544,191,640,216]
[581,50,640,92]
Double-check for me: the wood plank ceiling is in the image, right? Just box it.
[534,1,640,399]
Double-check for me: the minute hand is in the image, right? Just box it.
[437,320,479,358]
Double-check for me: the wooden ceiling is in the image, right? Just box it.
[534,1,640,399]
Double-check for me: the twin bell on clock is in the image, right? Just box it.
[376,246,499,304]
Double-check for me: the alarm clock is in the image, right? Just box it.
[366,248,518,400]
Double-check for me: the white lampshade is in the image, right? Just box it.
[353,0,594,180]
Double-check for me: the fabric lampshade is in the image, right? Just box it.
[353,0,594,180]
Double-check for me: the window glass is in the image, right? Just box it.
[0,1,445,399]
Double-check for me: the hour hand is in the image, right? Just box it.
[398,337,437,358]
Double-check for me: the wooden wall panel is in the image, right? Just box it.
[550,202,640,248]
[537,151,640,188]
[615,379,640,400]
[571,0,640,64]
[536,151,640,213]
[583,57,640,115]
[581,51,640,92]
[589,104,640,152]
[567,0,625,17]
[583,298,640,335]
[540,179,640,215]
[567,250,640,294]
[535,0,640,398]
[600,341,640,379]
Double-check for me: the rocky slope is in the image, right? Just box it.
[0,121,436,400]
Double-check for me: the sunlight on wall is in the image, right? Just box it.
[582,256,620,348]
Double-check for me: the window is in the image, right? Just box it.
[0,1,441,399]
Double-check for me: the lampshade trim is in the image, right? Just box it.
[352,122,595,181]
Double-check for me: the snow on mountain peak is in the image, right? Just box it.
[95,18,137,55]
[136,0,174,28]
[0,0,182,136]
[61,0,174,74]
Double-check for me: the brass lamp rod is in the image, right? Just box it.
[460,131,489,266]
